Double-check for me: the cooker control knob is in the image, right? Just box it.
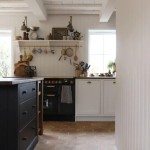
[70,81,74,84]
[58,80,62,84]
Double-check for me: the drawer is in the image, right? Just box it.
[19,82,36,103]
[19,97,37,129]
[19,117,37,150]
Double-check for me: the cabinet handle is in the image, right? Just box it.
[32,126,36,130]
[47,94,55,97]
[22,111,28,115]
[22,137,27,141]
[47,85,55,88]
[87,81,91,84]
[22,90,27,94]
[45,99,49,107]
[113,81,116,84]
[32,105,37,108]
[32,88,36,91]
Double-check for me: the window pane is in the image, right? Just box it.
[88,30,116,74]
[89,34,103,54]
[103,34,116,54]
[0,31,12,77]
[89,55,103,73]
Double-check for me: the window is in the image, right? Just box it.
[0,30,12,77]
[88,30,116,74]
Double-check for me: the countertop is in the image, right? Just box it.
[75,76,116,79]
[0,76,115,85]
[33,76,116,79]
[0,77,43,85]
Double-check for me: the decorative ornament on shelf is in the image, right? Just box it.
[21,16,30,40]
[74,61,90,77]
[21,16,30,32]
[29,26,39,40]
[67,16,74,32]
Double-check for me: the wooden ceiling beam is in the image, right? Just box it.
[45,5,102,11]
[0,1,28,8]
[47,10,99,15]
[99,0,116,22]
[25,0,47,21]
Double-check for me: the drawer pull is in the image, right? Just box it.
[32,105,37,108]
[45,99,49,107]
[22,90,27,94]
[113,81,116,84]
[47,85,55,88]
[22,111,28,115]
[22,137,27,141]
[32,88,36,91]
[47,94,55,97]
[32,126,36,130]
[87,81,91,84]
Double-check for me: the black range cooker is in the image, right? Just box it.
[43,78,75,121]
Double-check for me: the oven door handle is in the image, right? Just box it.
[47,85,55,88]
[47,94,55,97]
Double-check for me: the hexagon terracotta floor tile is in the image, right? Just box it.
[35,121,115,150]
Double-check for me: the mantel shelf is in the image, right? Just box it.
[14,40,83,48]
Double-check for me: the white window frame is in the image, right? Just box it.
[88,30,116,74]
[0,27,15,77]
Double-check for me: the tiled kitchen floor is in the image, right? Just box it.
[35,121,115,150]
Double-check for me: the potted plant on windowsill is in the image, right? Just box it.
[107,60,116,74]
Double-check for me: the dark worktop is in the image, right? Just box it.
[33,76,116,79]
[75,76,116,79]
[0,77,43,85]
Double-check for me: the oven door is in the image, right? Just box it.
[58,84,75,115]
[43,84,58,115]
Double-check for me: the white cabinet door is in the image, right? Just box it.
[103,80,116,116]
[76,79,101,115]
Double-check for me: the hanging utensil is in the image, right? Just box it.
[66,47,73,57]
[26,47,33,61]
[58,48,66,61]
[43,47,47,54]
[74,45,78,61]
[66,47,73,64]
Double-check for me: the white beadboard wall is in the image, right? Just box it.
[116,0,150,149]
[0,14,116,76]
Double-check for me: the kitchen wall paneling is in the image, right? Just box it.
[116,0,150,149]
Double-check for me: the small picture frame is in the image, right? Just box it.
[52,28,68,40]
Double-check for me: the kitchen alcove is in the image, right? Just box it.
[13,40,84,77]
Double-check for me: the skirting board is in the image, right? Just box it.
[75,116,115,121]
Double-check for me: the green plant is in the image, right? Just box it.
[107,60,116,73]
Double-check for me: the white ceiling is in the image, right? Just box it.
[0,0,116,22]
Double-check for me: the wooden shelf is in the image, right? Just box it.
[14,40,83,49]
